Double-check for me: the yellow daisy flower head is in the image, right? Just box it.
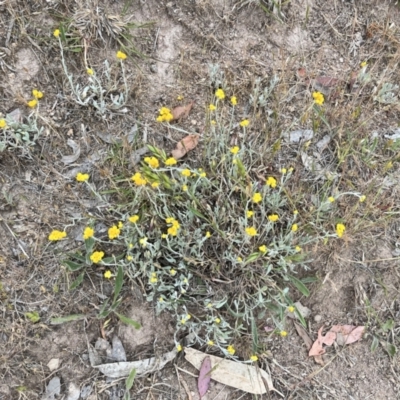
[104,270,112,279]
[108,225,121,240]
[239,119,250,127]
[86,68,94,75]
[181,169,191,177]
[209,104,216,111]
[227,345,235,355]
[83,227,94,240]
[259,245,267,253]
[230,146,240,155]
[27,99,37,108]
[131,172,147,186]
[176,344,182,352]
[139,237,148,247]
[182,184,188,192]
[359,195,366,203]
[328,196,335,203]
[207,340,214,346]
[245,226,257,236]
[126,255,133,261]
[161,233,168,239]
[230,96,237,106]
[90,251,104,264]
[205,231,211,238]
[0,119,7,129]
[252,193,262,203]
[312,91,324,105]
[32,89,43,99]
[170,268,177,276]
[295,246,302,252]
[215,317,221,324]
[291,224,298,232]
[48,230,67,241]
[144,156,159,169]
[280,330,288,337]
[165,157,177,166]
[281,168,287,174]
[215,88,225,100]
[266,176,277,188]
[151,182,160,188]
[116,50,127,60]
[336,223,346,238]
[76,172,89,182]
[53,29,60,38]
[268,214,279,222]
[246,210,254,218]
[287,305,295,313]
[129,215,139,223]
[250,355,258,362]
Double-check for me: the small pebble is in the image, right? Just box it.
[314,314,322,323]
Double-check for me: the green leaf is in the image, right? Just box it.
[25,311,40,323]
[288,275,310,297]
[188,206,207,221]
[50,314,85,325]
[125,368,136,391]
[70,271,85,290]
[63,260,84,272]
[245,253,260,263]
[386,343,397,357]
[116,313,141,329]
[381,319,394,332]
[371,336,379,352]
[301,276,318,284]
[85,237,95,253]
[113,265,124,305]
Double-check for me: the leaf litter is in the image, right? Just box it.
[171,134,199,159]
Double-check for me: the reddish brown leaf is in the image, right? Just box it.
[198,356,211,399]
[172,101,194,121]
[309,327,326,357]
[171,134,199,159]
[330,325,365,345]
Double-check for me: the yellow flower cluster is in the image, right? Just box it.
[266,176,277,188]
[104,270,112,279]
[230,146,239,155]
[108,225,121,239]
[87,68,94,75]
[215,88,225,100]
[129,215,139,223]
[239,119,250,127]
[181,169,191,177]
[231,96,237,106]
[165,157,177,166]
[83,227,94,240]
[245,226,257,237]
[48,230,67,241]
[259,245,267,253]
[149,272,157,284]
[27,89,44,108]
[227,345,235,355]
[336,223,345,238]
[209,104,216,111]
[156,107,174,122]
[166,217,180,236]
[144,156,159,169]
[0,119,7,129]
[116,50,127,60]
[76,172,89,182]
[252,193,262,203]
[312,91,324,105]
[268,214,279,222]
[131,172,147,186]
[90,251,104,264]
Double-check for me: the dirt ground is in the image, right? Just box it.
[1,0,400,399]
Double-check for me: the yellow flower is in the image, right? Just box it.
[291,224,298,232]
[209,104,216,111]
[180,318,187,324]
[295,246,302,252]
[159,296,164,302]
[76,172,89,182]
[86,68,94,75]
[281,168,287,174]
[48,230,67,241]
[170,269,177,276]
[182,184,188,192]
[144,156,159,169]
[53,29,60,38]
[156,106,174,122]
[129,215,139,223]
[199,172,206,178]
[239,119,250,127]
[151,182,159,188]
[259,245,267,253]
[280,330,288,337]
[207,340,214,346]
[245,226,257,236]
[126,255,133,261]
[328,196,335,203]
[139,237,148,247]
[215,88,225,100]
[250,355,258,362]
[181,169,191,177]
[247,210,254,218]
[131,172,147,186]
[252,193,262,203]
[83,227,94,240]
[287,306,295,313]
[104,270,112,279]
[231,96,237,106]
[215,318,221,324]
[32,89,43,99]
[177,95,183,100]
[312,91,324,105]
[359,195,366,203]
[266,176,277,188]
[227,345,235,355]
[27,99,37,108]
[0,119,7,129]
[336,223,346,238]
[268,214,279,222]
[211,120,216,125]
[129,244,133,248]
[167,225,178,236]
[360,61,368,68]
[165,157,177,166]
[116,50,127,60]
[150,276,157,284]
[289,167,294,172]
[230,146,240,155]
[205,231,211,238]
[108,225,120,240]
[118,221,123,229]
[161,233,168,239]
[90,251,104,264]
[176,344,182,352]
[237,257,242,262]
[293,210,298,215]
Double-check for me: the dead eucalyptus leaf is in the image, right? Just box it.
[172,101,194,121]
[61,139,81,165]
[171,134,199,159]
[184,347,279,395]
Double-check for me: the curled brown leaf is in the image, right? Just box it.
[171,134,199,159]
